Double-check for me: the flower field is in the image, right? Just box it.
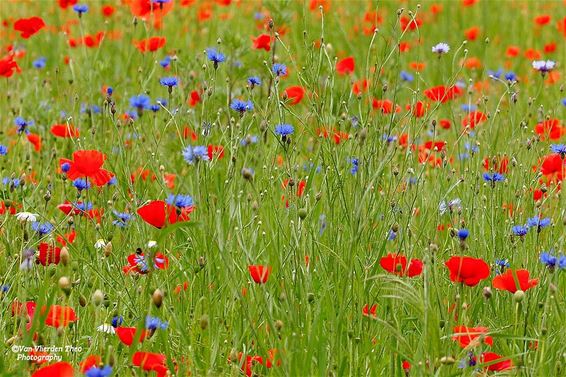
[0,0,565,376]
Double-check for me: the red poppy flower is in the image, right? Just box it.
[37,243,62,266]
[32,362,74,377]
[482,156,509,174]
[0,54,21,78]
[132,352,169,377]
[123,252,169,274]
[534,119,563,140]
[480,352,513,371]
[207,145,225,160]
[492,269,538,293]
[135,37,166,53]
[130,0,173,19]
[362,304,378,318]
[248,265,271,284]
[445,256,490,287]
[439,119,451,129]
[400,16,422,31]
[82,32,105,48]
[380,253,423,277]
[116,327,149,346]
[51,124,79,138]
[352,79,369,95]
[372,99,401,114]
[43,305,78,327]
[137,200,194,229]
[14,17,45,39]
[284,86,305,105]
[534,15,551,25]
[102,5,115,17]
[464,26,480,41]
[336,56,355,75]
[252,34,271,51]
[462,111,487,129]
[538,153,564,177]
[188,89,202,106]
[235,353,264,377]
[80,355,101,373]
[424,85,463,103]
[26,133,42,152]
[452,326,493,348]
[59,150,114,186]
[11,300,36,319]
[58,0,77,9]
[410,101,427,118]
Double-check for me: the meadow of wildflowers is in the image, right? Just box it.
[0,0,565,376]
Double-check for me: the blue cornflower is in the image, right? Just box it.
[457,228,469,240]
[2,177,21,188]
[383,134,397,143]
[540,252,558,269]
[160,56,171,68]
[439,198,462,215]
[240,135,258,146]
[106,87,113,96]
[0,145,7,155]
[15,117,32,135]
[166,194,194,209]
[32,57,46,69]
[85,365,112,377]
[73,4,89,16]
[159,76,179,88]
[206,48,225,67]
[550,144,566,157]
[272,63,287,77]
[526,216,551,231]
[483,172,505,183]
[112,212,132,227]
[230,99,254,114]
[387,230,397,241]
[275,124,294,137]
[73,201,93,211]
[73,178,91,191]
[145,315,168,330]
[182,145,210,164]
[505,71,517,82]
[512,225,528,237]
[461,104,478,112]
[487,68,503,79]
[107,176,117,186]
[400,70,414,82]
[31,222,54,236]
[350,158,359,175]
[319,214,327,235]
[152,0,171,4]
[61,162,71,173]
[562,98,566,107]
[149,104,161,112]
[494,259,510,275]
[130,95,151,109]
[464,143,479,154]
[81,104,101,114]
[247,76,261,87]
[111,315,124,328]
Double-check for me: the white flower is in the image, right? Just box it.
[532,60,555,73]
[432,42,450,54]
[97,324,115,334]
[16,212,38,223]
[94,239,107,249]
[147,240,157,248]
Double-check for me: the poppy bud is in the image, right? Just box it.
[483,286,492,299]
[307,293,315,303]
[229,348,239,362]
[103,242,112,257]
[92,289,104,306]
[275,320,284,331]
[199,314,209,330]
[298,208,308,220]
[60,247,70,266]
[79,295,87,307]
[59,276,71,293]
[440,356,455,365]
[513,290,525,302]
[152,289,164,308]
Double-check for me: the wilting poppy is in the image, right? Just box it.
[445,256,490,287]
